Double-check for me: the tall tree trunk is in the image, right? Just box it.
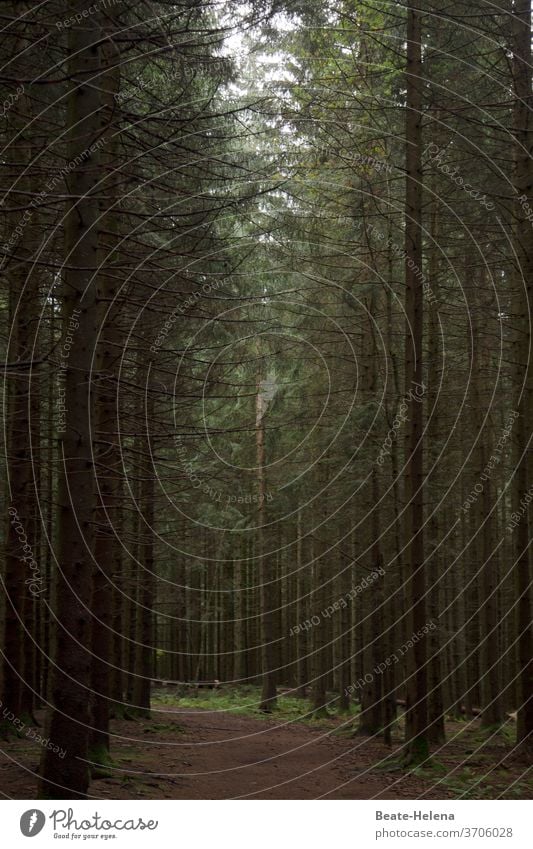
[511,0,533,756]
[39,1,101,798]
[426,200,445,744]
[132,385,155,718]
[89,38,120,771]
[295,509,308,698]
[257,374,277,711]
[473,301,504,728]
[403,1,429,765]
[358,304,386,734]
[1,19,40,733]
[337,551,352,713]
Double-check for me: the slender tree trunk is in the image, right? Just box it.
[132,387,156,718]
[472,307,504,728]
[1,43,40,733]
[511,0,533,756]
[89,39,120,769]
[39,2,101,798]
[338,553,352,713]
[295,510,308,698]
[402,1,429,765]
[358,312,387,733]
[426,201,445,744]
[257,375,277,711]
[311,468,329,718]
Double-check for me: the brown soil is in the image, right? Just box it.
[0,708,529,800]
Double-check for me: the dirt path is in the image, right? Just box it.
[0,708,452,799]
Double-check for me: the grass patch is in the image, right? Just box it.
[443,764,532,800]
[411,758,447,777]
[152,686,360,725]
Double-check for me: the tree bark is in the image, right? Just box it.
[89,37,120,770]
[257,374,277,711]
[402,1,429,765]
[511,0,533,756]
[39,1,101,798]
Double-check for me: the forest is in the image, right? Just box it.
[0,0,532,803]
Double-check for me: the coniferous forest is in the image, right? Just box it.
[0,0,532,807]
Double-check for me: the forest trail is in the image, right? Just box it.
[0,708,451,800]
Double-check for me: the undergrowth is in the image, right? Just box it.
[152,685,360,726]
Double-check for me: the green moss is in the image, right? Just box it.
[401,735,431,767]
[121,706,141,721]
[310,706,330,719]
[88,743,116,779]
[0,720,18,741]
[373,757,404,772]
[125,706,152,720]
[473,722,513,744]
[412,758,447,777]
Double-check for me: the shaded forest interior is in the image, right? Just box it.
[0,0,532,800]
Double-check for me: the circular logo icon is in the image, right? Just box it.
[20,810,46,837]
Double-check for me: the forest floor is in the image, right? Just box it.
[0,688,531,800]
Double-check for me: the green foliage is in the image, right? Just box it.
[153,686,359,725]
[444,767,531,800]
[87,743,116,779]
